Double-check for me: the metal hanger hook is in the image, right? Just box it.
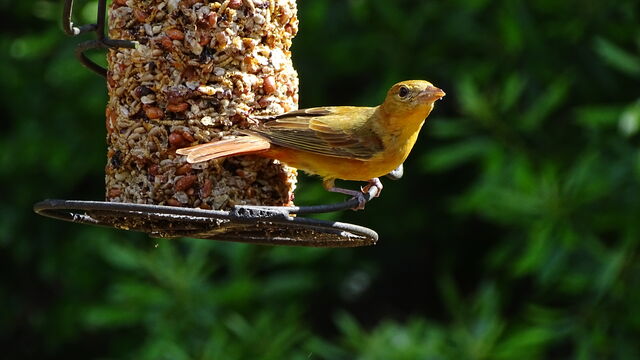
[63,0,137,77]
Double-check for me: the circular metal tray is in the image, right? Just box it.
[34,199,378,247]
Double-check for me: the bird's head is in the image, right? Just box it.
[381,80,445,117]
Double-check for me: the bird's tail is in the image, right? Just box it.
[176,135,271,163]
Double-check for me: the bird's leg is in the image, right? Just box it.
[322,178,383,210]
[323,178,368,210]
[323,178,366,209]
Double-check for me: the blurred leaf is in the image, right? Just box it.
[457,77,493,121]
[593,239,632,298]
[500,73,527,112]
[595,37,640,77]
[513,223,553,276]
[520,77,570,132]
[493,327,555,360]
[574,105,621,130]
[84,304,144,328]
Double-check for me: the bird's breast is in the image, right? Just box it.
[264,147,395,181]
[262,117,425,181]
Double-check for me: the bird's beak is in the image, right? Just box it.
[420,86,446,101]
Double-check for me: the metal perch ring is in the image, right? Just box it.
[34,192,379,247]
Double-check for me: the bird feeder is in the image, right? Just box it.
[34,0,379,247]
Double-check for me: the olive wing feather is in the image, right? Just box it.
[251,107,383,160]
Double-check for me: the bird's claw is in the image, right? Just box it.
[350,178,383,210]
[350,192,368,210]
[361,178,383,198]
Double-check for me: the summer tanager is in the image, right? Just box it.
[177,80,445,209]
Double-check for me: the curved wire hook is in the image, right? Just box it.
[62,0,137,77]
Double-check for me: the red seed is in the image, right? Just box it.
[207,12,217,27]
[134,85,153,98]
[166,28,185,40]
[286,84,295,96]
[181,131,195,142]
[169,132,186,147]
[263,76,276,94]
[107,74,116,89]
[167,102,189,113]
[160,36,173,50]
[176,163,192,175]
[175,175,198,191]
[144,106,164,119]
[134,8,148,23]
[108,188,122,197]
[165,89,186,104]
[229,0,242,9]
[202,179,213,197]
[198,31,211,46]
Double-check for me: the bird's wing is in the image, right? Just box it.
[251,106,384,160]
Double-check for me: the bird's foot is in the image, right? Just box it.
[324,178,383,210]
[351,191,369,211]
[361,178,383,199]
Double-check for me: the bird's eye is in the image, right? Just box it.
[398,86,409,98]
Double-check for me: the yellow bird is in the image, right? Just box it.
[177,80,445,208]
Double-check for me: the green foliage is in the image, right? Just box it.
[2,0,640,358]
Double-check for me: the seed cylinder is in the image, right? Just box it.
[104,0,298,209]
